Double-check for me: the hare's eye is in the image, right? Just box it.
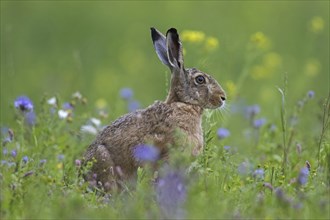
[195,75,205,84]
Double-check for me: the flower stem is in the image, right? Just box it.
[277,80,288,174]
[317,93,330,168]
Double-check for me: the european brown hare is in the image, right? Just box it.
[83,27,226,191]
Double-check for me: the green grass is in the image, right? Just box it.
[0,89,329,219]
[1,1,329,219]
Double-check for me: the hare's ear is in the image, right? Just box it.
[166,28,184,70]
[151,27,171,67]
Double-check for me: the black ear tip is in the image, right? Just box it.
[150,27,156,35]
[151,27,160,41]
[167,28,178,35]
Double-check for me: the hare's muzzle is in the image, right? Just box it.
[208,90,226,109]
[219,92,227,107]
[219,95,226,108]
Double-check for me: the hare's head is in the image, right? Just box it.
[151,28,226,109]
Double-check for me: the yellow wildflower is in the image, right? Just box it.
[95,98,107,109]
[304,58,321,77]
[205,37,219,51]
[250,32,271,50]
[181,30,205,43]
[309,16,324,33]
[57,163,63,169]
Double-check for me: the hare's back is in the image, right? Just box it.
[95,101,172,148]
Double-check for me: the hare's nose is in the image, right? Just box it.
[220,96,226,101]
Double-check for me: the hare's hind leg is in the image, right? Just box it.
[85,144,118,192]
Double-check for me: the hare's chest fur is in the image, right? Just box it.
[144,101,204,156]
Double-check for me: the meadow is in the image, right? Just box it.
[1,1,329,219]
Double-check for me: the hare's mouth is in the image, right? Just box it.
[219,100,226,109]
[216,100,225,109]
[208,95,225,109]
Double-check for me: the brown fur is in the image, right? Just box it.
[83,28,226,191]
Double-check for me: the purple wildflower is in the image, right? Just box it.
[156,169,186,219]
[128,100,140,112]
[40,159,47,165]
[245,104,260,119]
[92,173,97,180]
[23,170,34,178]
[275,187,285,200]
[275,187,292,205]
[263,182,274,191]
[224,146,231,151]
[11,150,17,158]
[217,128,230,139]
[22,156,29,163]
[62,102,74,110]
[57,154,65,161]
[75,159,81,167]
[253,118,266,129]
[307,90,315,99]
[133,144,160,162]
[25,111,36,126]
[253,168,264,179]
[14,96,34,112]
[120,88,134,100]
[297,167,309,185]
[3,148,8,155]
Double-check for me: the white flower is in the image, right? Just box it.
[58,110,69,119]
[90,118,101,127]
[72,91,82,99]
[81,125,98,135]
[47,97,57,105]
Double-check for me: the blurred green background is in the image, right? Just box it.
[1,1,329,125]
